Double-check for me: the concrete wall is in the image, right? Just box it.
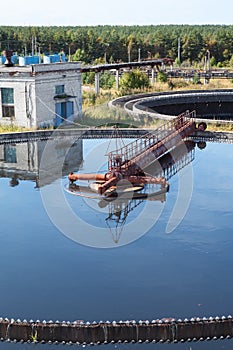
[34,62,82,128]
[0,78,35,128]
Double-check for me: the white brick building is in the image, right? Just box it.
[0,62,82,128]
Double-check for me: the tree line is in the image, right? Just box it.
[0,25,233,67]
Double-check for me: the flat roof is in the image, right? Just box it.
[0,62,81,74]
[0,65,32,73]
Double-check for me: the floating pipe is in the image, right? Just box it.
[68,172,109,182]
[98,176,118,195]
[68,171,168,197]
[69,172,167,187]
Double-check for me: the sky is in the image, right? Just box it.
[0,0,232,26]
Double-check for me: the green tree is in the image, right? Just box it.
[119,69,150,91]
[100,72,115,89]
[0,24,232,68]
[157,71,168,83]
[229,55,233,68]
[82,71,95,85]
[72,48,87,62]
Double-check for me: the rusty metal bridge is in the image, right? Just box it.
[107,110,196,174]
[69,110,196,194]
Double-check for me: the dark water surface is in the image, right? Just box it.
[0,137,233,350]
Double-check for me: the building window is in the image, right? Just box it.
[4,144,17,163]
[1,88,14,104]
[2,105,15,118]
[55,85,65,95]
[1,88,15,118]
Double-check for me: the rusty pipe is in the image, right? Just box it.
[69,173,168,188]
[98,176,118,195]
[68,172,110,183]
[125,176,167,186]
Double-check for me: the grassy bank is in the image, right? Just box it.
[81,79,233,131]
[206,122,233,132]
[0,124,31,133]
[1,78,233,133]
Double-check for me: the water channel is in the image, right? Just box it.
[0,134,233,350]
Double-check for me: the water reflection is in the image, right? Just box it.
[64,139,197,244]
[0,138,83,188]
[0,137,199,247]
[1,137,233,350]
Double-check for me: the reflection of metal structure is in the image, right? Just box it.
[67,181,168,246]
[146,140,196,180]
[105,198,144,244]
[103,190,166,244]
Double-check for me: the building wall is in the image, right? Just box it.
[0,62,82,128]
[34,62,82,128]
[0,78,36,128]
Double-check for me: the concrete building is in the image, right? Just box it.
[0,62,82,128]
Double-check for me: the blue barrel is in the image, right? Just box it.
[60,53,66,62]
[24,56,33,65]
[31,56,40,64]
[0,56,6,64]
[19,57,26,66]
[49,54,60,63]
[43,55,51,64]
[11,55,19,64]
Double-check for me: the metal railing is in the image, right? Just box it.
[107,110,196,170]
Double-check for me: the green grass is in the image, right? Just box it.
[0,124,30,133]
[78,103,164,129]
[1,79,233,133]
[207,122,233,132]
[80,81,233,131]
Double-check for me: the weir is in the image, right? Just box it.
[0,317,233,345]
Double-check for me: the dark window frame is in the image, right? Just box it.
[55,85,65,95]
[1,88,15,119]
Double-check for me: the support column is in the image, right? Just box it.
[95,71,100,95]
[151,66,155,85]
[115,69,120,90]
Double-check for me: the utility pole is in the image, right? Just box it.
[35,36,37,56]
[178,37,181,63]
[128,46,131,63]
[31,36,34,56]
[68,45,71,62]
[207,49,210,70]
[138,47,141,62]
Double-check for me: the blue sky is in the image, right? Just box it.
[0,0,232,26]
